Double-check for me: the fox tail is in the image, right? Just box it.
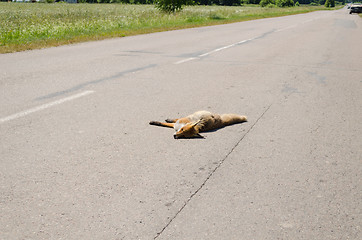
[220,114,247,126]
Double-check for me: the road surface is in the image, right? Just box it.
[1,8,361,240]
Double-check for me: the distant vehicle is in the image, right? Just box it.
[350,4,362,14]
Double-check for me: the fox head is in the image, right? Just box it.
[174,121,204,139]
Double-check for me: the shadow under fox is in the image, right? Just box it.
[149,110,247,139]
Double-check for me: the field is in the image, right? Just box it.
[0,3,331,53]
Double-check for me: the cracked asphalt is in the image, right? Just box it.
[1,8,361,240]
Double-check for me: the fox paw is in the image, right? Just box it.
[165,119,176,123]
[149,121,161,126]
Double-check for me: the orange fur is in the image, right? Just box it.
[149,110,247,139]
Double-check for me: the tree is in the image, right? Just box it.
[275,0,294,7]
[260,0,274,7]
[156,0,193,13]
[324,0,335,7]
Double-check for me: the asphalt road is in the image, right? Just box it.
[1,8,361,240]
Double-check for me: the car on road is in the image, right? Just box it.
[349,4,362,14]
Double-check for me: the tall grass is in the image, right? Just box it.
[0,3,328,53]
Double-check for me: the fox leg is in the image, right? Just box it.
[149,121,174,128]
[165,118,178,123]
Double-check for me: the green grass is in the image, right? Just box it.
[0,3,332,53]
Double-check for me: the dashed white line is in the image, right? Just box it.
[275,24,298,33]
[174,38,255,64]
[174,17,321,65]
[174,57,197,65]
[199,43,236,57]
[0,90,95,124]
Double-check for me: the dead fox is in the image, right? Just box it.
[149,110,247,139]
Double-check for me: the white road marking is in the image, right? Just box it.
[174,57,197,64]
[175,18,320,65]
[174,36,259,64]
[199,43,236,57]
[275,24,298,33]
[0,90,95,124]
[302,19,314,24]
[174,38,254,64]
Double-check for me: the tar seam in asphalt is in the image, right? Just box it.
[154,103,273,239]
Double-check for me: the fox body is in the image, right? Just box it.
[149,110,247,139]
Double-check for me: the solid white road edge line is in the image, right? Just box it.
[0,90,95,124]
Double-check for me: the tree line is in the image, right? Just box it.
[68,0,344,5]
[3,0,345,5]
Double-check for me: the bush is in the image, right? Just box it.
[275,0,294,7]
[260,0,274,7]
[266,2,276,6]
[324,0,335,7]
[220,0,242,5]
[156,0,193,13]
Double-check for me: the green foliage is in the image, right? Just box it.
[196,0,249,4]
[324,0,334,7]
[275,0,294,7]
[5,0,339,4]
[266,2,276,6]
[260,0,274,7]
[0,3,331,53]
[156,0,193,13]
[218,0,242,5]
[295,1,299,5]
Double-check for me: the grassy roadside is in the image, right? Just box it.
[0,3,337,53]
